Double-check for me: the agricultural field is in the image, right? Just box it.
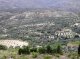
[0,39,28,48]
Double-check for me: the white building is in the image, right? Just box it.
[55,28,74,38]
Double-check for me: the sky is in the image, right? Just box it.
[0,0,80,10]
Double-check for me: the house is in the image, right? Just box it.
[55,28,74,38]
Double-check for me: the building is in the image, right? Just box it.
[55,28,74,38]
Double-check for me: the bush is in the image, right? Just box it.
[46,45,52,54]
[78,45,80,55]
[18,48,22,55]
[56,45,62,54]
[0,45,7,50]
[24,46,30,54]
[18,46,30,55]
[30,47,37,52]
[32,52,38,58]
[38,47,45,54]
[52,48,57,54]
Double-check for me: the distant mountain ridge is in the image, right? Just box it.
[0,0,80,12]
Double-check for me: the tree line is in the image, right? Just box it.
[18,44,80,56]
[18,44,62,55]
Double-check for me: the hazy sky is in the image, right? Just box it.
[0,0,80,10]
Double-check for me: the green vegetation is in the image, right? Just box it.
[68,41,80,45]
[38,47,46,54]
[0,45,7,50]
[56,45,62,54]
[18,46,30,55]
[43,55,52,59]
[78,45,80,56]
[18,44,62,55]
[32,52,38,58]
[46,45,52,54]
[0,44,80,59]
[0,7,80,59]
[0,40,79,59]
[30,47,37,52]
[17,55,28,59]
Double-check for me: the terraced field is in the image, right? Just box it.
[0,39,28,48]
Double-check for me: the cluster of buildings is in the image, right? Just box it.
[55,28,75,38]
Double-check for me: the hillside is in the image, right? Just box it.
[0,9,79,46]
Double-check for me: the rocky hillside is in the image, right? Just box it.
[0,9,80,45]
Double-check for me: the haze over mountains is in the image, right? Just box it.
[0,0,80,12]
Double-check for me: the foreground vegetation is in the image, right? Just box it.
[0,43,80,59]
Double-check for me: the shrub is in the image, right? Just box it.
[38,47,45,54]
[24,46,30,54]
[30,47,37,52]
[32,52,38,58]
[18,48,22,55]
[18,46,30,55]
[46,45,52,54]
[0,45,7,50]
[78,45,80,55]
[56,45,62,54]
[52,48,57,54]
